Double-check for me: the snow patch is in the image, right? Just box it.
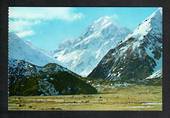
[146,69,162,79]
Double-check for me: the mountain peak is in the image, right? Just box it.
[93,16,115,28]
[149,8,162,19]
[91,16,117,29]
[94,16,113,25]
[83,16,120,38]
[124,8,162,41]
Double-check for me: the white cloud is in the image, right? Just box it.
[9,20,40,32]
[9,7,84,21]
[9,7,84,37]
[16,30,35,38]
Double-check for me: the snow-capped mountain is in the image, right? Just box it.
[53,16,131,76]
[88,8,162,82]
[8,59,97,96]
[9,32,59,66]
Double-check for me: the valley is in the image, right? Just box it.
[8,85,162,111]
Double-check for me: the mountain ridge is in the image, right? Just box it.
[88,8,162,83]
[8,58,97,96]
[9,32,60,66]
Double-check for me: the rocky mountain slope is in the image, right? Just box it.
[88,8,162,83]
[53,16,130,76]
[8,59,97,96]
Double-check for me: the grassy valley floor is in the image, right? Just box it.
[8,85,162,111]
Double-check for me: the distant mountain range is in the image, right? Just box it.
[53,16,131,76]
[88,8,162,83]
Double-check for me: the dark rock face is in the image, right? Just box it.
[89,34,162,82]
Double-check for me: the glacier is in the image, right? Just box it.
[53,16,131,77]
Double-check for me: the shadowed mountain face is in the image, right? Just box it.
[8,59,97,96]
[88,9,162,83]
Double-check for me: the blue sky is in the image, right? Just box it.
[9,7,158,52]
